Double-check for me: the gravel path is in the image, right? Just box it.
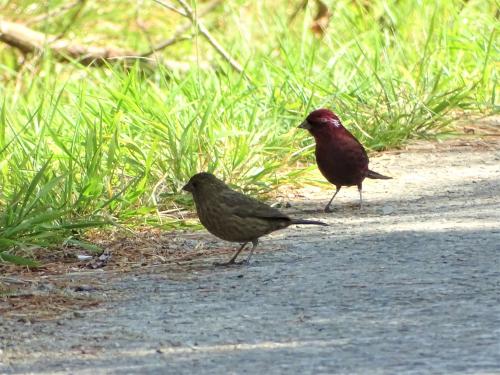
[1,137,500,374]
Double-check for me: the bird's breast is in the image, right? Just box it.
[315,140,368,186]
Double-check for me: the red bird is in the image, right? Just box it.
[299,108,391,211]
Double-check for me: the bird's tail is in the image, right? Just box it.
[290,219,328,226]
[366,169,392,180]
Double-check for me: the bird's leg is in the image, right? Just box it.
[213,242,248,266]
[243,239,259,264]
[324,186,341,213]
[357,183,363,209]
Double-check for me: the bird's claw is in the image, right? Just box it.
[324,206,334,213]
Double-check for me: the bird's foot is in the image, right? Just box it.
[324,206,334,213]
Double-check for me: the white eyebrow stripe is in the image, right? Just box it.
[332,119,341,127]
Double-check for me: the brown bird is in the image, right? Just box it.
[183,172,328,265]
[299,108,391,212]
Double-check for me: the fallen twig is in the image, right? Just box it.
[26,0,83,25]
[143,0,222,57]
[289,0,308,23]
[0,0,223,70]
[0,19,138,65]
[170,0,248,77]
[52,0,88,42]
[152,0,188,17]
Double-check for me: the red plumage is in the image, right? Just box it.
[299,109,391,211]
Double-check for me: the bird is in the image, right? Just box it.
[299,108,391,212]
[182,172,328,265]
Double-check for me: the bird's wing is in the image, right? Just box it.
[219,189,289,220]
[342,129,369,160]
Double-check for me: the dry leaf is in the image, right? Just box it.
[311,0,332,37]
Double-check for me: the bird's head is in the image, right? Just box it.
[298,109,344,137]
[182,172,226,196]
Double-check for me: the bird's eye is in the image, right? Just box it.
[192,182,197,188]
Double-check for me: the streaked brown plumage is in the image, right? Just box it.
[183,172,328,265]
[299,109,392,211]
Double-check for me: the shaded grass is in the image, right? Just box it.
[0,0,497,264]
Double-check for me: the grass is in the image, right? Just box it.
[0,0,497,264]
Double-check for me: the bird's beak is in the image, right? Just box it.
[182,183,192,192]
[298,120,311,130]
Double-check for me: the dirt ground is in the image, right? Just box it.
[1,120,499,374]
